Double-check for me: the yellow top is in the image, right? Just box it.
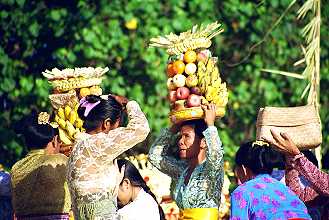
[11,149,71,216]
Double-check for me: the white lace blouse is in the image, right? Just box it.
[67,101,150,206]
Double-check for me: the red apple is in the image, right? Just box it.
[168,90,177,103]
[187,94,201,107]
[197,49,211,62]
[190,87,202,95]
[176,87,190,100]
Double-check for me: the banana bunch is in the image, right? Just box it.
[196,57,229,107]
[55,103,84,145]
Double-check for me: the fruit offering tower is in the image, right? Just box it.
[149,21,229,123]
[43,67,108,155]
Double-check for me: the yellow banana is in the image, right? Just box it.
[58,107,65,120]
[69,111,77,124]
[54,115,60,123]
[66,121,76,139]
[58,118,67,130]
[58,127,72,145]
[75,118,83,129]
[65,106,72,119]
[74,103,79,112]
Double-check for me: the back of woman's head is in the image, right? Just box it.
[117,159,165,220]
[14,111,57,150]
[77,95,123,132]
[235,142,285,175]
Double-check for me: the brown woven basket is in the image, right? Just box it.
[169,106,225,123]
[256,105,322,150]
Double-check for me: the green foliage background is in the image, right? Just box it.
[1,0,328,168]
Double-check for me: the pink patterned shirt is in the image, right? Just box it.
[285,154,329,219]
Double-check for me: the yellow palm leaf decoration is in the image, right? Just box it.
[149,21,224,55]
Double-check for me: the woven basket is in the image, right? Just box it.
[48,90,78,109]
[256,105,322,150]
[169,106,225,123]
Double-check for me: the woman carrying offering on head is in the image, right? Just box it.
[11,112,71,220]
[231,141,311,220]
[148,104,223,220]
[67,95,150,220]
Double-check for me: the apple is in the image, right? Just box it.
[187,94,201,107]
[173,74,186,87]
[174,100,186,111]
[197,49,211,62]
[190,87,202,95]
[185,63,197,75]
[186,75,198,87]
[168,90,177,103]
[176,87,190,100]
[167,78,176,90]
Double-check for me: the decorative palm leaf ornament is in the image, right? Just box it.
[149,21,224,55]
[262,0,322,165]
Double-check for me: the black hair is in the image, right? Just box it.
[235,142,285,175]
[77,95,123,132]
[117,159,165,220]
[301,150,318,168]
[14,111,57,150]
[180,119,208,138]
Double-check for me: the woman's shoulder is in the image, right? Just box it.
[43,153,68,166]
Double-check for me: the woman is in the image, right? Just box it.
[231,141,311,220]
[11,112,71,219]
[148,104,224,220]
[116,159,165,220]
[67,95,150,219]
[266,129,329,219]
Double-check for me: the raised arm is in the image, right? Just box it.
[148,128,186,180]
[201,104,224,173]
[95,100,150,160]
[266,130,329,197]
[285,157,319,201]
[287,154,329,197]
[203,126,224,172]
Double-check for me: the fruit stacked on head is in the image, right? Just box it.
[166,48,229,113]
[166,50,208,110]
[43,67,108,154]
[150,21,228,122]
[79,85,103,98]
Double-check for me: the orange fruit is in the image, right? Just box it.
[79,88,91,97]
[184,50,197,63]
[167,63,176,77]
[173,60,185,74]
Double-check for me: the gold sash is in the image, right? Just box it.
[178,208,218,220]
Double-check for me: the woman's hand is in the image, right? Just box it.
[111,94,129,107]
[201,103,217,126]
[265,129,301,156]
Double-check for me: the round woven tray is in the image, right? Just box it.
[169,106,225,123]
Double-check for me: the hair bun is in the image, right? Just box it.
[85,95,102,103]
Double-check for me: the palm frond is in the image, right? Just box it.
[261,69,305,79]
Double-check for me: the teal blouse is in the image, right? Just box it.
[148,126,224,209]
